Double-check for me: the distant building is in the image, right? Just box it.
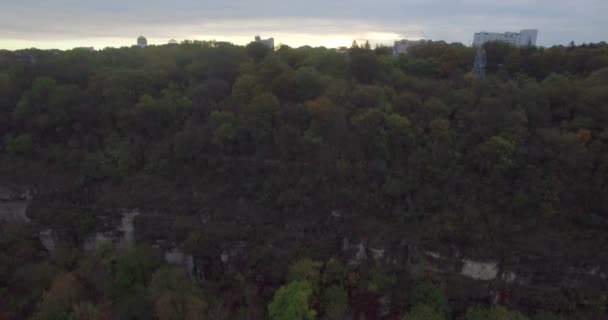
[74,47,94,52]
[137,35,148,48]
[392,39,427,56]
[518,30,539,46]
[473,29,538,47]
[255,35,274,49]
[168,39,178,45]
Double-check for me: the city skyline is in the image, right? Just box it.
[0,0,606,50]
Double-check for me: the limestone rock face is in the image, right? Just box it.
[39,229,57,252]
[460,259,499,281]
[83,232,114,252]
[0,184,32,224]
[0,201,30,224]
[164,247,195,277]
[119,210,140,247]
[11,183,607,316]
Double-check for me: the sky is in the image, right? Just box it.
[0,0,606,50]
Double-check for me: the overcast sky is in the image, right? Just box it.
[0,0,606,50]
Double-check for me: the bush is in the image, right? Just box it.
[7,134,33,155]
[408,282,450,317]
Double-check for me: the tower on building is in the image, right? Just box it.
[254,35,275,49]
[137,36,148,48]
[473,47,487,77]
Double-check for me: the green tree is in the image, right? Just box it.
[477,135,517,176]
[321,258,345,287]
[484,41,516,74]
[289,258,323,284]
[114,247,159,293]
[408,282,450,318]
[320,285,348,320]
[405,304,444,320]
[464,305,528,320]
[246,41,272,63]
[351,108,389,160]
[349,48,381,83]
[96,133,137,177]
[32,273,82,320]
[532,312,567,320]
[150,267,207,320]
[72,302,101,320]
[7,133,33,155]
[208,111,240,149]
[156,293,207,320]
[241,93,280,149]
[150,266,199,296]
[293,67,329,102]
[230,74,257,104]
[268,281,316,320]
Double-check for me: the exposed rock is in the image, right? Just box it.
[501,271,517,283]
[39,229,56,252]
[355,242,367,263]
[0,201,30,223]
[21,189,33,200]
[220,241,248,274]
[461,259,499,281]
[83,232,114,252]
[589,266,600,276]
[377,295,391,318]
[119,210,140,247]
[198,213,210,224]
[164,247,195,277]
[0,185,30,201]
[425,251,442,259]
[0,185,11,200]
[342,238,349,251]
[371,248,385,260]
[0,183,31,223]
[344,239,369,266]
[587,266,607,279]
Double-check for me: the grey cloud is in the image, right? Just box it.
[0,0,606,48]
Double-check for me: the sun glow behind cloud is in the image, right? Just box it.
[0,18,425,50]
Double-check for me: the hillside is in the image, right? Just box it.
[1,40,608,319]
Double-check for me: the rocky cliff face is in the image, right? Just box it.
[0,184,32,224]
[3,180,607,316]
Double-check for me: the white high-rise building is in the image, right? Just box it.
[517,30,538,46]
[473,29,538,47]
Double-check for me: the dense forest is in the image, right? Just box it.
[1,39,608,319]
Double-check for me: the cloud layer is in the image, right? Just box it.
[1,0,606,49]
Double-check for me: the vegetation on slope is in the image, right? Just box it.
[1,40,607,319]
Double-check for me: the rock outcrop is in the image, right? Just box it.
[0,184,31,224]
